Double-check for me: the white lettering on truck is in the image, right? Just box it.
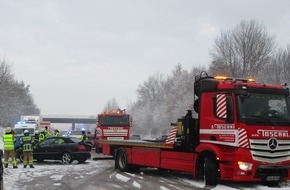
[257,130,289,138]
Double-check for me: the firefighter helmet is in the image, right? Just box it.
[35,130,40,134]
[5,127,12,133]
[24,130,29,134]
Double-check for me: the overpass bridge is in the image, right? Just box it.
[41,115,97,130]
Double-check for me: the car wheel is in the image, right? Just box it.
[77,159,87,164]
[62,152,73,164]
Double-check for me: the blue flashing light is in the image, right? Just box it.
[17,121,27,124]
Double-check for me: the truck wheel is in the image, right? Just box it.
[204,157,218,186]
[116,149,129,172]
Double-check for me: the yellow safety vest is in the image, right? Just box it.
[3,134,15,150]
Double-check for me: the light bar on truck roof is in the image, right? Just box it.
[247,78,255,82]
[214,76,228,80]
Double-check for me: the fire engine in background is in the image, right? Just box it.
[95,109,132,153]
[39,121,52,133]
[98,72,290,186]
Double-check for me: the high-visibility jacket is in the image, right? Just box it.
[3,133,16,151]
[21,135,34,152]
[44,130,51,138]
[80,134,88,141]
[54,132,60,137]
[39,133,45,142]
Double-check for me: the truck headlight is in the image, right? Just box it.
[238,161,252,171]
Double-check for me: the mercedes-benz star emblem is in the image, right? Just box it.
[268,138,278,150]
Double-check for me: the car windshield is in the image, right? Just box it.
[39,137,75,145]
[71,138,81,143]
[237,93,290,125]
[14,128,35,135]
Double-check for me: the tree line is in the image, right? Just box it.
[128,19,290,138]
[0,58,40,127]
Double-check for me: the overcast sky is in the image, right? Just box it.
[0,0,289,116]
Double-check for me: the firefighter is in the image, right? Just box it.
[2,127,18,168]
[44,126,51,138]
[39,130,46,142]
[20,130,34,168]
[80,131,88,141]
[34,130,40,146]
[54,129,60,137]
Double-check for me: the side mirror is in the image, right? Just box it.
[226,96,234,123]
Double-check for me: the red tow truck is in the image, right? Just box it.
[98,72,290,185]
[95,109,132,153]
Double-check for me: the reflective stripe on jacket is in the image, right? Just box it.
[3,134,15,150]
[39,133,45,141]
[21,136,34,152]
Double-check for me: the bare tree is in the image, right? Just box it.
[260,45,290,84]
[0,58,40,126]
[103,98,120,111]
[128,64,206,138]
[209,19,276,78]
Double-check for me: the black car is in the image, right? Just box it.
[17,137,91,164]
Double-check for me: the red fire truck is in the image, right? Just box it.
[98,72,290,185]
[95,109,132,153]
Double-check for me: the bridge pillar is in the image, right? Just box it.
[72,123,75,130]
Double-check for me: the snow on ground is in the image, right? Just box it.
[3,159,109,190]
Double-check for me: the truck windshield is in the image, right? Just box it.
[14,128,35,135]
[98,115,130,126]
[237,93,290,125]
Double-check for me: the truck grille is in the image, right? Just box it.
[249,139,290,163]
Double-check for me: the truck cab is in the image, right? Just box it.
[194,72,290,183]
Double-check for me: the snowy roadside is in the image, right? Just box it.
[3,159,111,190]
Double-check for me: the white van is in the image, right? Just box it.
[14,121,39,149]
[14,121,39,136]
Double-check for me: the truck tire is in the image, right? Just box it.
[204,157,218,186]
[116,149,129,172]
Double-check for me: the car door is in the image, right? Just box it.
[34,138,56,159]
[50,138,67,160]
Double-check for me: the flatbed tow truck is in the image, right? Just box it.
[97,72,290,186]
